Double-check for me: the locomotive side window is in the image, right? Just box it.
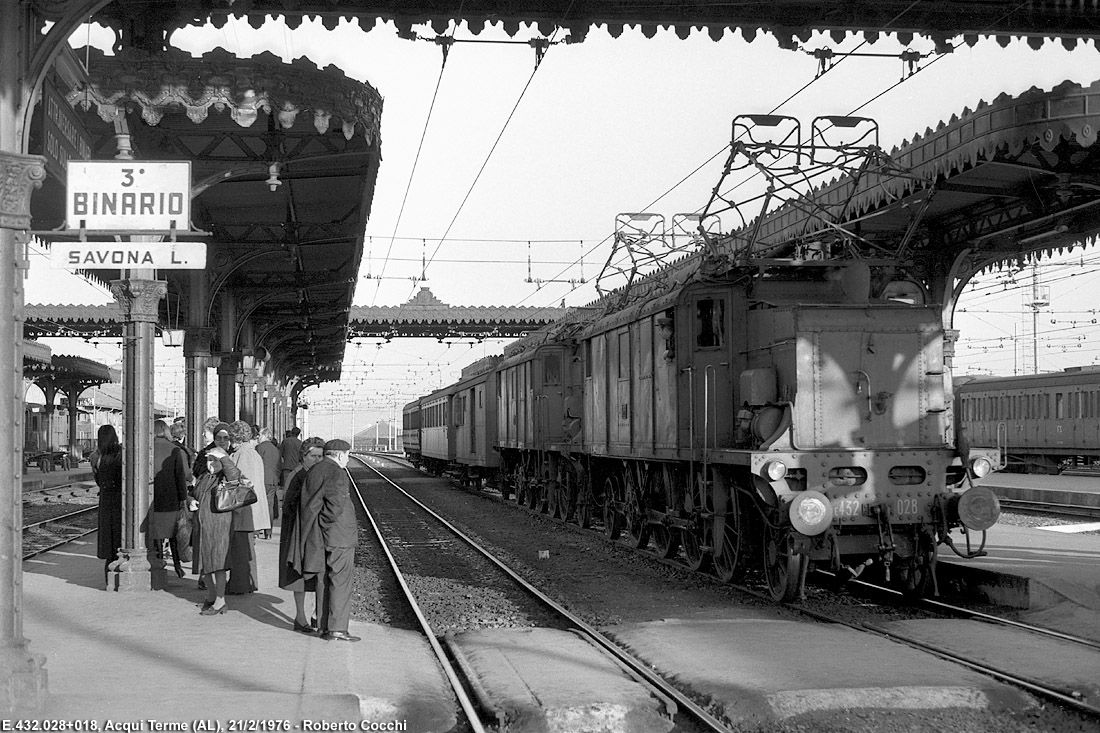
[618,331,630,379]
[544,353,561,386]
[695,298,726,348]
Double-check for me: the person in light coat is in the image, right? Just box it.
[226,420,271,594]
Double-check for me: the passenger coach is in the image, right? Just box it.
[956,366,1100,473]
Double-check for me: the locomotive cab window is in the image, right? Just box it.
[544,353,561,386]
[695,298,726,349]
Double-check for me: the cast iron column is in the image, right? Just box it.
[109,277,167,591]
[217,354,240,422]
[184,327,215,449]
[0,146,48,710]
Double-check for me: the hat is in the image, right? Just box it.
[212,422,231,437]
[324,438,351,452]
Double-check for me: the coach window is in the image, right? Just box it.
[1055,392,1064,419]
[696,298,726,348]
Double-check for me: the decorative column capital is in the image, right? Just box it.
[217,353,242,377]
[0,152,46,230]
[183,327,216,358]
[109,279,167,323]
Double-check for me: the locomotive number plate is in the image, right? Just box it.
[832,498,862,517]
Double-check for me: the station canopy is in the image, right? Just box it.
[29,43,382,386]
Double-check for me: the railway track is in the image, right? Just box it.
[363,454,1100,725]
[998,497,1100,522]
[348,455,734,733]
[23,506,99,560]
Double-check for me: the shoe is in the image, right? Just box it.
[293,621,318,634]
[174,564,185,579]
[201,601,214,611]
[200,604,227,616]
[321,631,360,642]
[197,579,206,590]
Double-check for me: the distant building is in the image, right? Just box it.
[353,421,400,452]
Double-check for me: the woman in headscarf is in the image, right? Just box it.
[278,436,325,632]
[90,424,122,587]
[191,447,239,615]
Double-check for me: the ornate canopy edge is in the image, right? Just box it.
[750,77,1100,246]
[30,1,1100,48]
[66,46,383,144]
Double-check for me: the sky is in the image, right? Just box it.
[24,14,1100,439]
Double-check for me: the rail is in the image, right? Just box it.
[352,453,736,733]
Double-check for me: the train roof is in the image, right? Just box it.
[955,366,1100,390]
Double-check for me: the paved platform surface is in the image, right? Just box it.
[20,528,457,729]
[609,614,1033,725]
[448,628,674,733]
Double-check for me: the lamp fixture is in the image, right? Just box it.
[265,162,282,192]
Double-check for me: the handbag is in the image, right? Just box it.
[212,478,258,513]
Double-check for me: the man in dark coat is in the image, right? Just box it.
[279,427,303,487]
[299,438,359,642]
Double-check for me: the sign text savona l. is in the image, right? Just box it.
[56,160,206,270]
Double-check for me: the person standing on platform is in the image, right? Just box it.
[90,424,123,587]
[192,416,223,480]
[279,436,325,633]
[170,420,195,481]
[190,448,237,615]
[226,420,271,594]
[150,420,190,579]
[279,427,302,488]
[300,438,360,642]
[255,427,281,522]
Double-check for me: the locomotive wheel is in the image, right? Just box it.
[602,477,622,540]
[623,496,649,550]
[576,481,595,529]
[546,480,562,519]
[894,533,935,599]
[681,521,711,572]
[712,494,745,583]
[651,525,680,559]
[763,524,803,602]
[559,466,578,523]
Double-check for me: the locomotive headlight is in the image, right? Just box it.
[789,490,833,536]
[969,456,993,478]
[761,460,787,481]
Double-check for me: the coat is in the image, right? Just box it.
[191,466,235,574]
[150,436,189,540]
[279,435,302,475]
[256,440,280,488]
[278,466,316,592]
[229,441,271,532]
[91,448,123,561]
[299,458,357,575]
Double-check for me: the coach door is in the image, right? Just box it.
[690,293,732,455]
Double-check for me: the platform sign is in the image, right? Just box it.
[50,241,206,270]
[66,160,191,231]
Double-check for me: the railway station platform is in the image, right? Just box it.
[937,475,1100,641]
[19,527,458,728]
[22,465,94,491]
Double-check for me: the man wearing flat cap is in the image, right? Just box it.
[299,438,360,641]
